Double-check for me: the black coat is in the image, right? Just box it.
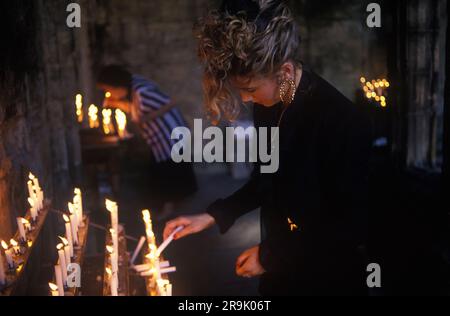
[207,68,373,295]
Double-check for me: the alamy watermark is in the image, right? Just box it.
[171,119,279,174]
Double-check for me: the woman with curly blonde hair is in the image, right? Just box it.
[164,0,373,295]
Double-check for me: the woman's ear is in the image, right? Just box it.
[279,62,295,80]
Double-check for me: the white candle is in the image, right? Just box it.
[22,218,31,232]
[10,239,20,256]
[38,189,44,210]
[27,180,34,201]
[69,214,79,246]
[74,188,84,226]
[49,283,59,296]
[106,199,118,232]
[1,241,14,269]
[159,266,177,274]
[59,237,71,265]
[28,197,37,222]
[111,272,118,296]
[54,265,65,296]
[63,215,74,257]
[57,244,68,285]
[0,251,6,285]
[156,226,184,257]
[17,218,26,242]
[110,228,118,257]
[166,283,173,296]
[130,236,146,266]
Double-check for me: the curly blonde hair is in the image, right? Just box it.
[195,0,301,124]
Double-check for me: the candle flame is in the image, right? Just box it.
[115,109,127,135]
[59,236,69,246]
[1,240,8,250]
[21,218,30,224]
[105,199,117,212]
[76,94,83,123]
[106,267,112,275]
[10,239,18,247]
[88,104,99,128]
[57,243,64,250]
[106,245,114,254]
[49,283,58,291]
[74,188,81,195]
[105,92,111,98]
[142,209,151,222]
[29,173,35,180]
[63,214,70,223]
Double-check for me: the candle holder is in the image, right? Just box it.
[0,200,51,296]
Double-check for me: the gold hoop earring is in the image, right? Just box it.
[279,78,296,106]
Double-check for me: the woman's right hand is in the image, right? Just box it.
[163,213,216,241]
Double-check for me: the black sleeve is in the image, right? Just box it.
[206,165,266,234]
[258,105,373,272]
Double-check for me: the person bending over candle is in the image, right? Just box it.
[97,65,198,219]
[163,0,373,296]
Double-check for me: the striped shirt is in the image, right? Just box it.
[131,75,188,162]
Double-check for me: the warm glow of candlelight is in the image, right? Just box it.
[106,267,112,275]
[76,94,83,123]
[21,218,29,224]
[59,236,69,246]
[88,104,99,128]
[115,109,127,137]
[57,243,64,251]
[29,173,35,181]
[1,240,8,250]
[106,245,114,254]
[28,197,35,207]
[105,92,111,98]
[10,239,18,247]
[102,108,114,135]
[63,214,70,223]
[49,282,58,291]
[74,188,81,195]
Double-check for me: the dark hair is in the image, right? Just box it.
[97,65,132,88]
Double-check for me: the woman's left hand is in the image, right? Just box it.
[235,245,266,278]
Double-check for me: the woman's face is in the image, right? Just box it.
[231,75,281,107]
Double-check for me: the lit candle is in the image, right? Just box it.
[1,241,14,269]
[74,188,84,226]
[59,237,71,265]
[48,282,59,296]
[54,264,65,296]
[57,244,68,285]
[106,199,119,232]
[115,109,127,138]
[28,197,37,222]
[69,214,79,246]
[111,272,119,296]
[63,215,74,257]
[29,173,40,196]
[68,203,79,237]
[88,104,99,128]
[10,239,20,256]
[102,108,115,135]
[22,218,31,232]
[142,210,156,247]
[17,218,26,242]
[106,245,118,274]
[27,180,34,201]
[110,228,118,258]
[76,94,83,123]
[0,251,6,286]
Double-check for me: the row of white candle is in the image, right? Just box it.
[49,188,84,296]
